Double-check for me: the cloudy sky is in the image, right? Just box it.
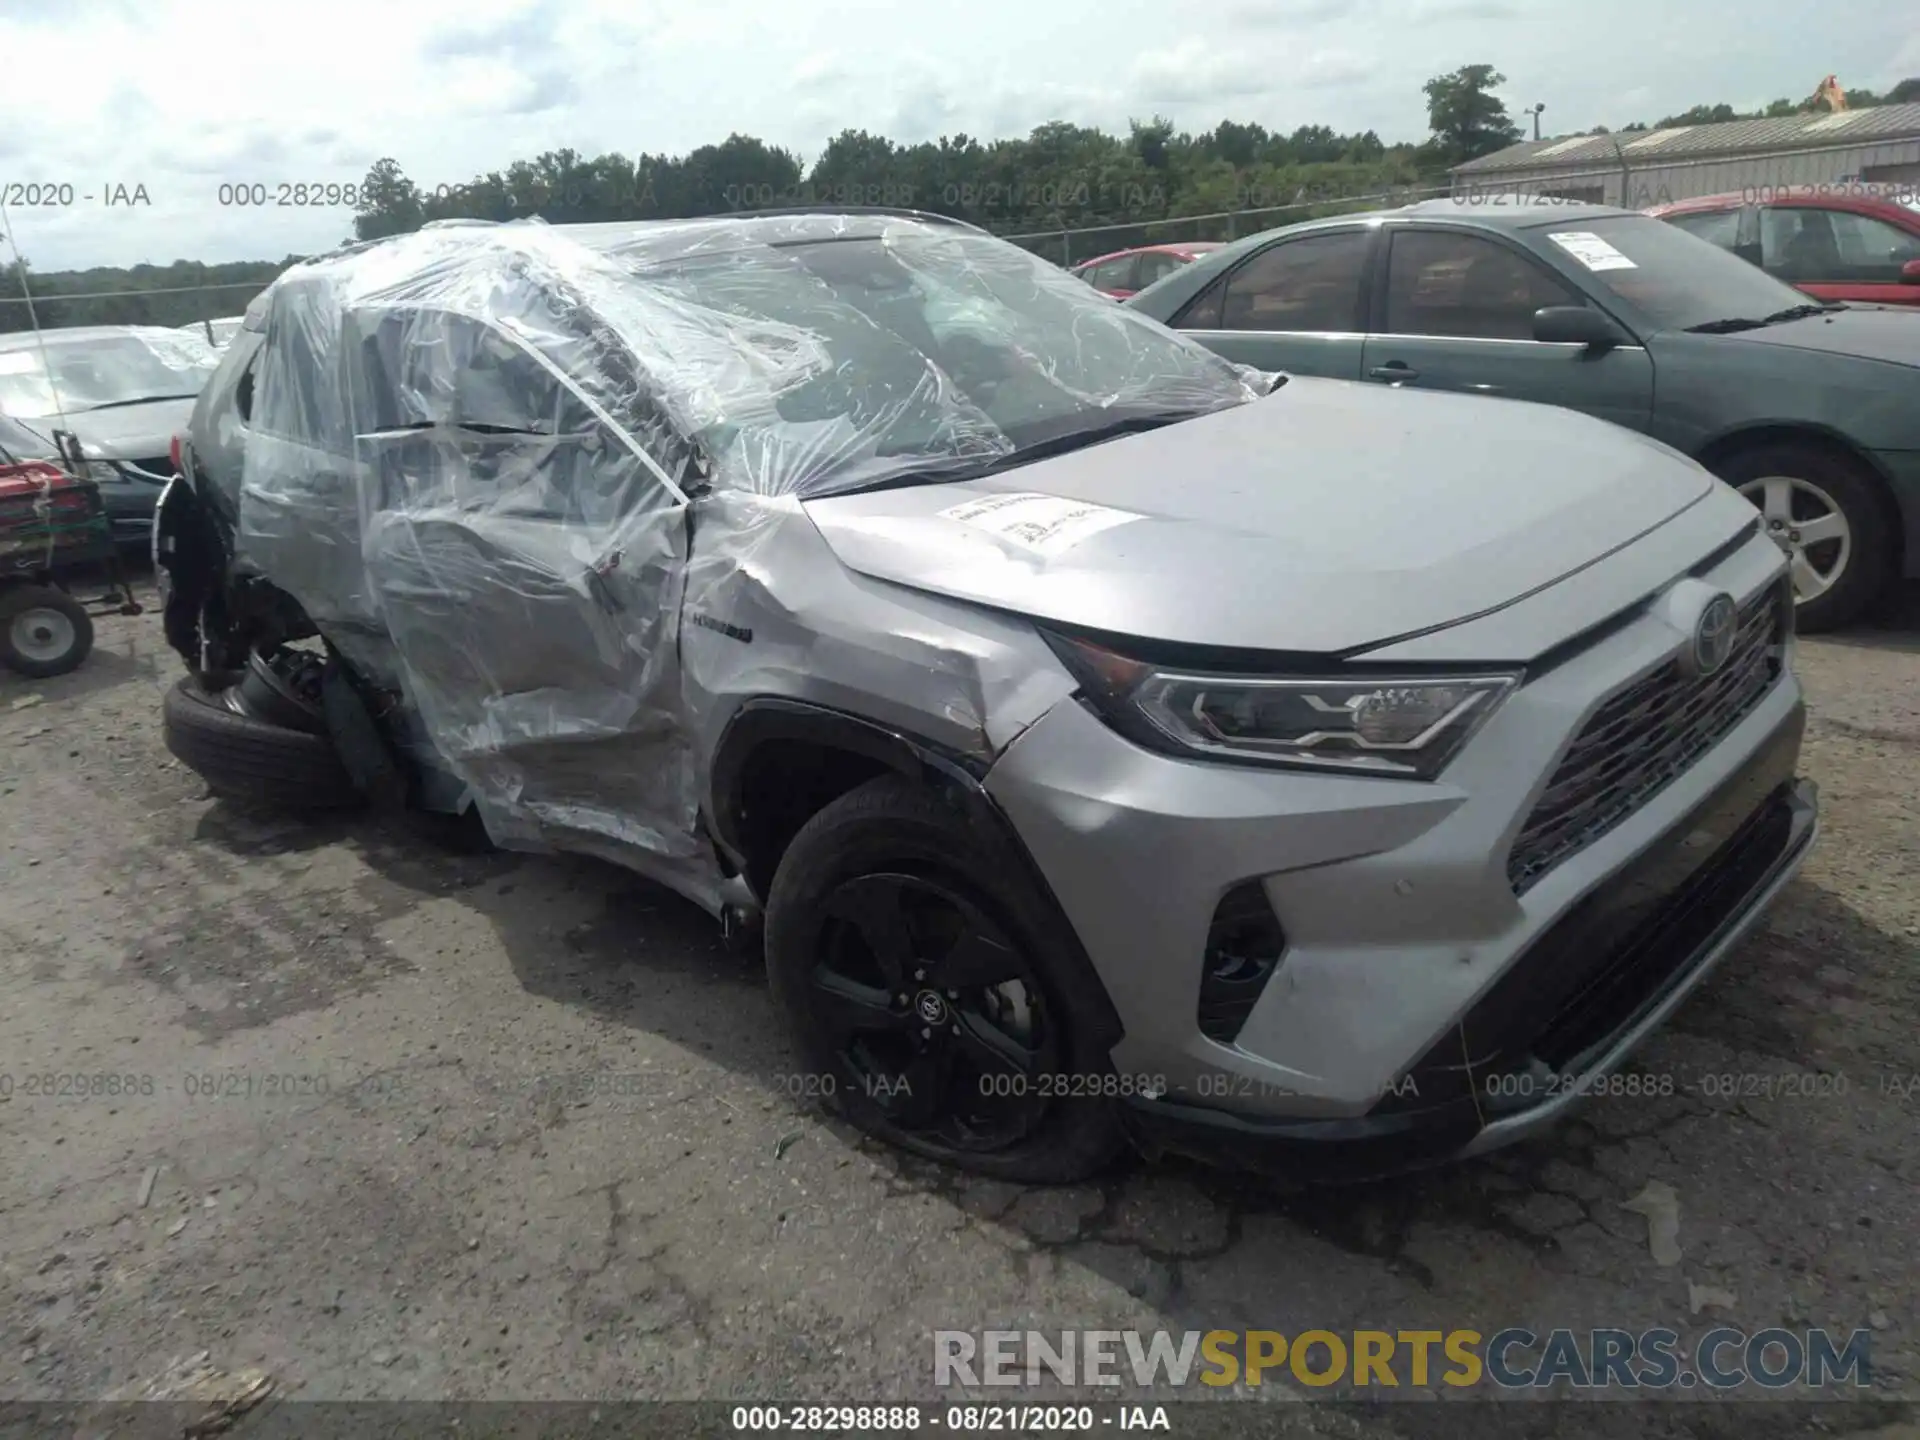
[3,0,1917,275]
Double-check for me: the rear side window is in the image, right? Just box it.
[1384,231,1582,340]
[1081,256,1137,291]
[349,310,566,434]
[1134,251,1187,288]
[1831,211,1920,274]
[1217,233,1370,333]
[349,306,695,517]
[252,286,351,451]
[1762,206,1920,282]
[1665,209,1742,250]
[234,352,257,422]
[1173,278,1225,329]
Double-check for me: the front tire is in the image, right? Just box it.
[1715,442,1895,633]
[765,776,1126,1183]
[0,586,93,679]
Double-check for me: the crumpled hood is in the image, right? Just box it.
[802,377,1716,654]
[47,399,192,463]
[1714,305,1920,367]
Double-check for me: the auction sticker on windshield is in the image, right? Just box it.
[939,492,1143,556]
[1547,231,1637,271]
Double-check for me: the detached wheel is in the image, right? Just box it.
[1716,443,1895,633]
[163,674,361,811]
[0,586,93,679]
[765,775,1126,1183]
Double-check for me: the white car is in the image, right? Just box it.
[178,317,246,350]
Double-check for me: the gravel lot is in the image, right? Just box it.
[2,576,1917,1436]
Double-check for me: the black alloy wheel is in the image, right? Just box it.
[808,870,1059,1152]
[764,775,1127,1182]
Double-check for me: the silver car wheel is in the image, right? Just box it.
[10,606,79,665]
[1739,474,1851,604]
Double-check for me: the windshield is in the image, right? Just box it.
[1536,215,1820,331]
[0,330,219,420]
[0,411,53,461]
[607,228,1262,497]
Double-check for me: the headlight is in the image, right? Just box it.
[1044,631,1517,780]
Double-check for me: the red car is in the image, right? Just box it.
[1648,190,1920,306]
[1069,242,1223,299]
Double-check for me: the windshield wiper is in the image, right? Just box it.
[997,408,1212,466]
[843,409,1216,497]
[1686,302,1842,334]
[70,393,203,412]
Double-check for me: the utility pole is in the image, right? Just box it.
[1527,104,1547,141]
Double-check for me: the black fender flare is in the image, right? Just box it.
[153,471,222,669]
[706,697,1124,1048]
[706,698,987,869]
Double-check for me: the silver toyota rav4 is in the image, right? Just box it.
[155,207,1817,1183]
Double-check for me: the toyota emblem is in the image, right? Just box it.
[914,991,949,1026]
[1690,593,1737,678]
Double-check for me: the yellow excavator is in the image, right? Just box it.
[1808,75,1848,112]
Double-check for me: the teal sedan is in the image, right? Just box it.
[1126,199,1920,631]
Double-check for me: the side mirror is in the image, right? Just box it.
[1533,305,1627,349]
[1901,259,1920,284]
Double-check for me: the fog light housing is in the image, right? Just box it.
[1198,882,1287,1045]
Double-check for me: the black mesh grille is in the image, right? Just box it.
[1508,584,1785,895]
[1378,695,1805,1124]
[1380,776,1800,1121]
[1522,788,1795,1068]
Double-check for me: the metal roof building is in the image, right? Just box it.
[1449,103,1920,208]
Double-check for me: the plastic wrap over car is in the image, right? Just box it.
[234,215,1260,874]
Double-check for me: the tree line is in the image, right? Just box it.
[0,255,299,336]
[0,66,1521,332]
[5,65,1917,335]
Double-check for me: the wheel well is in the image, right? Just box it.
[158,471,316,671]
[731,739,896,900]
[1694,424,1905,568]
[1697,423,1898,496]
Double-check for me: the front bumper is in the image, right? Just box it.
[983,527,1812,1175]
[1119,761,1815,1182]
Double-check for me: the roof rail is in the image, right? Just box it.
[709,205,990,235]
